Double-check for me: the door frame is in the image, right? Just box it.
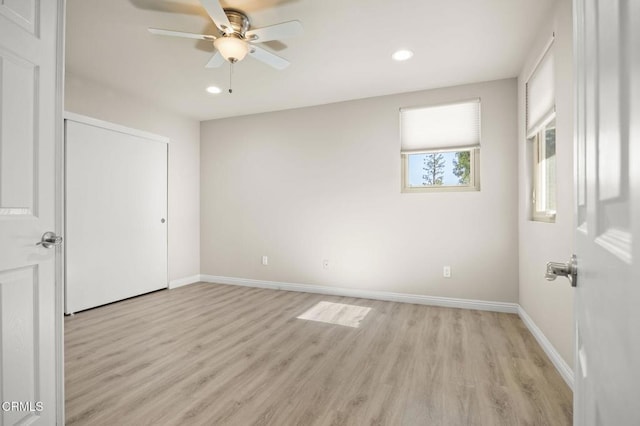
[572,0,582,419]
[55,0,66,423]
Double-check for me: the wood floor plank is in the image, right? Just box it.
[65,283,573,425]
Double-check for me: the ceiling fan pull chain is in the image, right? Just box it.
[229,61,234,94]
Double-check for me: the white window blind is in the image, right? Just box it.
[526,43,555,137]
[400,99,481,153]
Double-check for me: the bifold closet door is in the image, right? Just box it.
[65,119,168,313]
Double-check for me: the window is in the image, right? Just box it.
[400,99,480,192]
[404,149,479,189]
[526,39,556,222]
[531,119,556,220]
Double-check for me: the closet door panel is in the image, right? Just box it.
[66,119,168,313]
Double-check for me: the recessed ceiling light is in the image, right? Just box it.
[206,86,222,94]
[392,49,414,61]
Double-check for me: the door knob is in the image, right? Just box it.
[545,254,577,287]
[37,231,63,249]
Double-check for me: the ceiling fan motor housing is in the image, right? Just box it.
[224,9,250,36]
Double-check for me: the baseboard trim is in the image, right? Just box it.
[169,274,202,289]
[517,306,574,390]
[199,275,518,314]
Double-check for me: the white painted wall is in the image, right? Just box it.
[201,79,518,303]
[518,0,574,368]
[65,72,200,283]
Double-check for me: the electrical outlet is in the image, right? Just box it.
[262,256,268,266]
[322,259,329,269]
[443,266,451,278]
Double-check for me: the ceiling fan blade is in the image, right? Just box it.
[148,28,216,41]
[205,51,225,68]
[199,0,233,34]
[245,20,303,43]
[248,45,290,70]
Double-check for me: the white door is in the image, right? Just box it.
[0,1,63,425]
[573,0,639,424]
[65,117,168,314]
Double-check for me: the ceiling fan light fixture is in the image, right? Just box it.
[392,49,414,61]
[214,36,249,62]
[206,85,222,94]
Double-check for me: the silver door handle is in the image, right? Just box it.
[37,231,63,249]
[545,254,577,287]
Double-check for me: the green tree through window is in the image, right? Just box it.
[452,151,471,184]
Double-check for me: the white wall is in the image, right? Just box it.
[201,78,519,302]
[518,0,574,368]
[65,72,200,283]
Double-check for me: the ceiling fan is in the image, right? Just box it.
[148,0,302,70]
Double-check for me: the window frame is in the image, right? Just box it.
[401,147,481,193]
[530,115,557,222]
[525,34,556,222]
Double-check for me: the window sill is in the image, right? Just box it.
[531,213,556,223]
[402,185,480,193]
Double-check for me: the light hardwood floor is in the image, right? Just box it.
[65,283,572,425]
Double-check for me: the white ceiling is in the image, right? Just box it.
[66,0,556,121]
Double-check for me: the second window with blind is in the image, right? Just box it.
[400,99,481,192]
[526,39,556,222]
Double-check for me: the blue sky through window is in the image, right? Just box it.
[408,152,462,186]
